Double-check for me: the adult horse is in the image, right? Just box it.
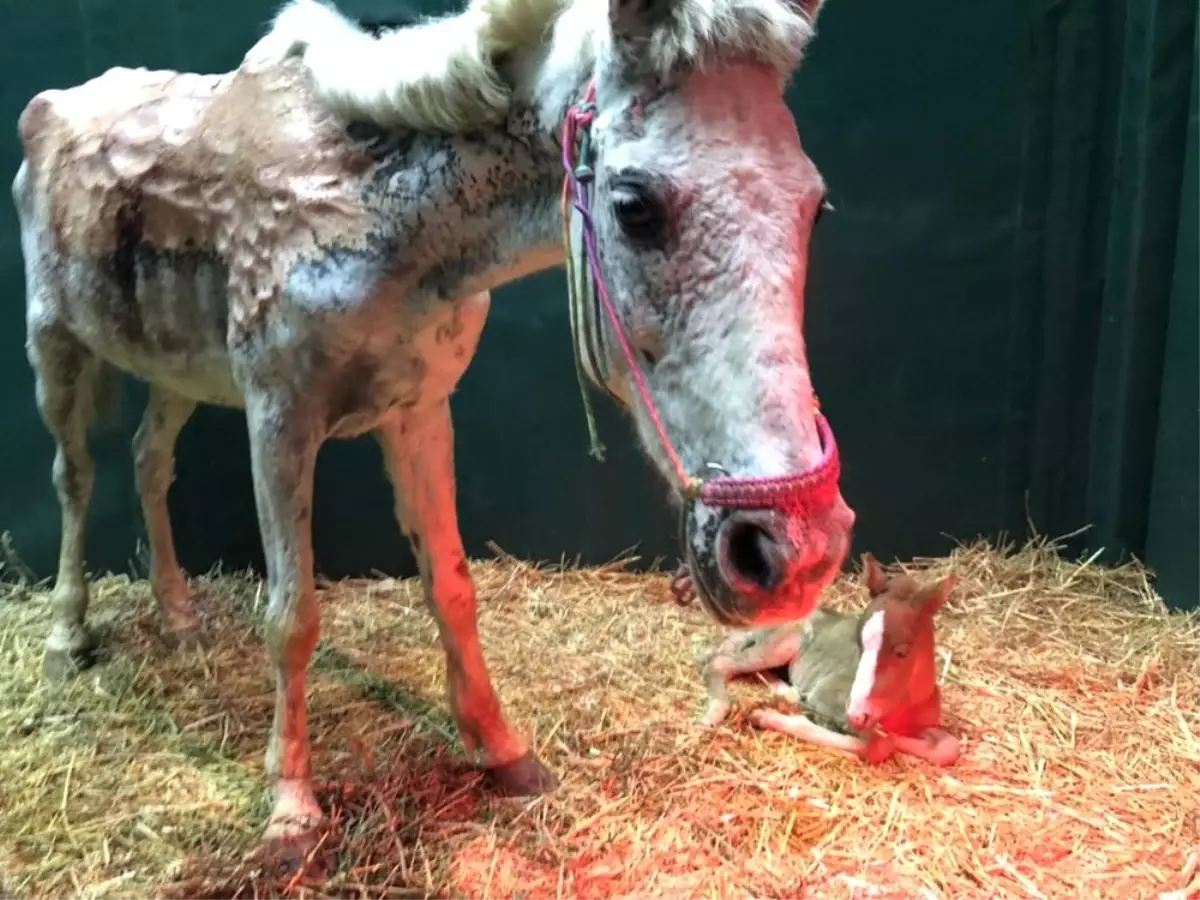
[14,0,854,839]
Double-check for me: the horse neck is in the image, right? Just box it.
[368,108,567,299]
[376,27,596,298]
[373,32,605,300]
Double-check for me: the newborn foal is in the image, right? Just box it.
[702,553,961,766]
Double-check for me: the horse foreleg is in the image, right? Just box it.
[376,403,557,796]
[133,385,198,642]
[29,326,103,681]
[244,393,324,840]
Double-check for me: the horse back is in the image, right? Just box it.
[17,67,229,254]
[15,50,381,330]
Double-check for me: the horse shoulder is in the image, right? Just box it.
[199,58,389,329]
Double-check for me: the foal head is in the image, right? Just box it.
[845,553,957,732]
[550,0,854,626]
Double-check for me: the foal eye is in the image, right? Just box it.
[611,182,666,242]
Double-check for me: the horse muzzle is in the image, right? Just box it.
[681,495,854,627]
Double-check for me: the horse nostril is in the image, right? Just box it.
[722,516,783,592]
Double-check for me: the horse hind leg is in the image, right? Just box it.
[27,325,111,680]
[133,385,198,642]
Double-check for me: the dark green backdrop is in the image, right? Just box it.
[0,0,1195,609]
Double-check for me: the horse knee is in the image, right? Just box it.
[133,447,173,514]
[132,416,156,475]
[263,589,320,670]
[425,555,479,627]
[52,446,93,507]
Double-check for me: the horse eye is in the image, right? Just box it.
[611,185,665,242]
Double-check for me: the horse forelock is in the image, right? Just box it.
[270,0,822,135]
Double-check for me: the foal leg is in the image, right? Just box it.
[377,403,557,796]
[28,326,105,681]
[748,709,869,756]
[701,628,804,727]
[243,393,324,839]
[133,386,198,641]
[891,728,961,766]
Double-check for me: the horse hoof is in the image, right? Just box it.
[487,751,558,797]
[254,824,329,879]
[262,812,324,844]
[263,778,325,840]
[43,641,97,682]
[930,738,961,768]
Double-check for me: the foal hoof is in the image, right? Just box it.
[43,639,98,682]
[861,734,897,765]
[927,735,962,768]
[700,699,731,728]
[487,751,558,797]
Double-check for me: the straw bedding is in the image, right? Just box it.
[0,534,1197,900]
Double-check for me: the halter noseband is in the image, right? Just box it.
[560,81,843,600]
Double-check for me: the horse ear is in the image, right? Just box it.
[862,552,888,597]
[923,573,957,616]
[794,0,826,25]
[609,0,673,39]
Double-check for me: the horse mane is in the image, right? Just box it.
[264,0,820,134]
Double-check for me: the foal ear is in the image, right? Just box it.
[862,552,888,597]
[922,573,958,616]
[609,0,673,39]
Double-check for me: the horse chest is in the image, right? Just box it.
[321,292,491,438]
